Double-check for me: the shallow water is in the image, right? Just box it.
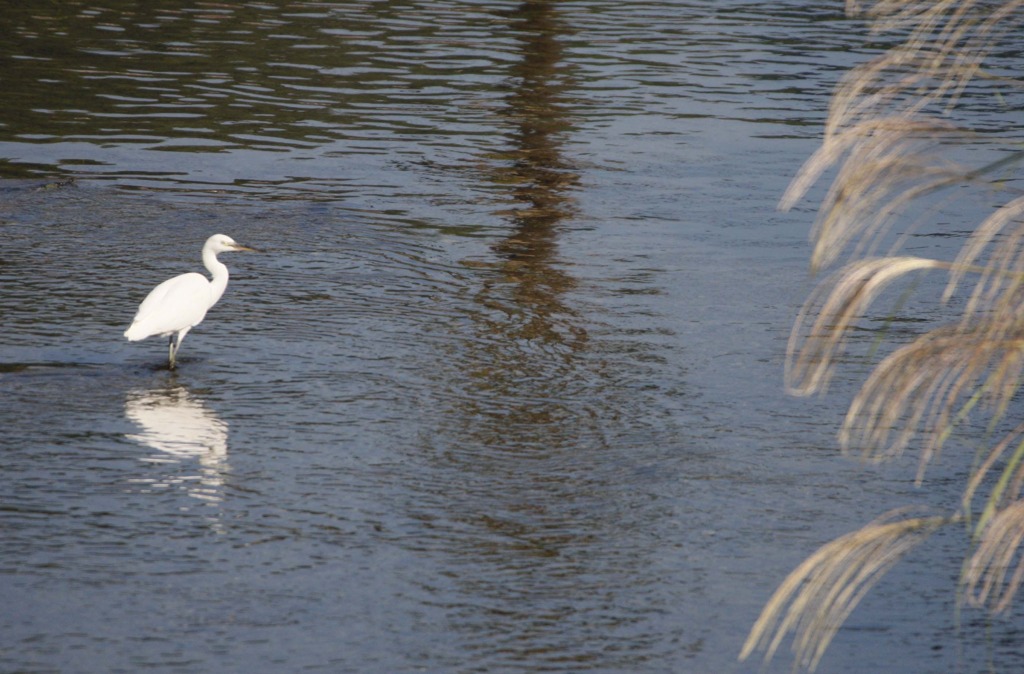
[2,2,1022,673]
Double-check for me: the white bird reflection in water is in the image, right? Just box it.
[125,383,229,505]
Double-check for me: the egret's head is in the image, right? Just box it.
[206,233,259,254]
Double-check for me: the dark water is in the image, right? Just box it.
[1,2,1021,673]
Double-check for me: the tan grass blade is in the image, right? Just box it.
[763,1,1024,670]
[962,425,1024,515]
[808,122,968,273]
[782,0,1024,273]
[965,500,1024,612]
[740,511,947,672]
[786,256,945,395]
[840,326,1024,480]
[842,2,1024,118]
[945,196,1024,323]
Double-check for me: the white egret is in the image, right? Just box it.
[124,234,258,368]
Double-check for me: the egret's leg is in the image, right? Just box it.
[168,335,177,369]
[169,327,191,369]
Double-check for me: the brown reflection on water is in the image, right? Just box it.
[424,3,659,669]
[463,0,585,420]
[486,0,581,339]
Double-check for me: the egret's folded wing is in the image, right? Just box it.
[124,272,212,340]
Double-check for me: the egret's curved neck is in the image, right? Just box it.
[203,247,230,307]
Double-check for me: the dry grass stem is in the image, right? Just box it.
[962,425,1024,514]
[786,256,945,395]
[965,500,1024,612]
[799,121,969,273]
[740,511,947,672]
[840,326,1024,480]
[945,196,1024,322]
[756,0,1024,670]
[781,0,1024,272]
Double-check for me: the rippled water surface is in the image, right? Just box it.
[2,2,1022,673]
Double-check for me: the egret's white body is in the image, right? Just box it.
[125,234,256,368]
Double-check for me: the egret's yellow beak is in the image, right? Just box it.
[232,243,261,253]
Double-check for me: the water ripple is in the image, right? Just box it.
[0,0,881,198]
[2,3,1018,673]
